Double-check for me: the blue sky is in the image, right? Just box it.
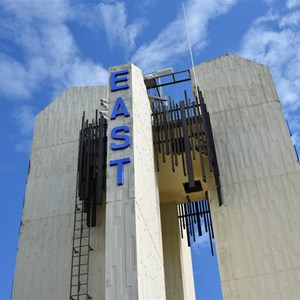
[1,0,299,299]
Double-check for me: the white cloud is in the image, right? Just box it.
[98,2,146,54]
[131,0,238,72]
[11,105,36,153]
[0,0,108,101]
[286,0,300,9]
[0,54,36,99]
[279,11,300,26]
[12,105,36,137]
[238,4,300,152]
[0,0,109,154]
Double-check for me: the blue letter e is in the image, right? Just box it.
[111,70,129,92]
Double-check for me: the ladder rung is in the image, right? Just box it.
[71,280,88,284]
[71,282,88,286]
[71,279,88,284]
[74,240,89,248]
[73,244,89,248]
[72,254,89,258]
[72,263,88,267]
[71,293,91,297]
[71,282,88,287]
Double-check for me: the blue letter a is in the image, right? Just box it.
[110,97,130,120]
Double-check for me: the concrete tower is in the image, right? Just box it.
[192,54,300,299]
[12,54,300,300]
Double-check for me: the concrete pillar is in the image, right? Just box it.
[105,64,166,299]
[161,202,195,300]
[192,54,300,299]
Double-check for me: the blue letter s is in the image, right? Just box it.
[110,126,131,150]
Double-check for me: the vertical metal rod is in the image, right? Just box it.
[198,88,213,171]
[160,103,166,163]
[180,101,195,188]
[184,92,196,160]
[78,112,85,199]
[85,123,92,226]
[155,105,161,154]
[195,95,208,156]
[83,120,89,202]
[201,201,208,232]
[173,100,180,166]
[177,205,184,238]
[96,117,104,205]
[192,101,207,182]
[195,201,202,236]
[152,103,160,172]
[162,103,170,155]
[176,103,187,176]
[169,99,178,168]
[183,203,191,247]
[187,202,196,242]
[180,204,186,230]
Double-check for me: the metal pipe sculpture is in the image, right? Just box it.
[77,110,107,227]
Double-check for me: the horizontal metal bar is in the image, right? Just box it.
[146,78,191,89]
[72,264,88,268]
[72,254,89,258]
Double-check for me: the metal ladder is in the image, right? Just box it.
[70,178,93,300]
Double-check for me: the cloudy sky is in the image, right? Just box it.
[1,0,299,299]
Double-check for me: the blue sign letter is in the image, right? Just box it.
[110,126,131,150]
[110,97,130,120]
[109,157,131,185]
[111,70,129,92]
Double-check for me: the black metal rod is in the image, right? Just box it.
[201,201,208,232]
[176,103,186,176]
[155,106,161,154]
[173,100,180,166]
[183,203,191,247]
[96,117,104,206]
[152,103,160,172]
[162,103,170,155]
[177,205,184,238]
[195,201,202,236]
[185,92,196,161]
[169,99,178,169]
[146,78,191,89]
[180,101,195,189]
[158,103,166,163]
[193,101,207,182]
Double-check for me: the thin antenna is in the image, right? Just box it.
[182,1,198,88]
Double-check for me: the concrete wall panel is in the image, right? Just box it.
[13,86,108,300]
[192,54,300,299]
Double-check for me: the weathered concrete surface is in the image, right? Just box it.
[192,54,300,300]
[161,202,195,300]
[105,64,166,299]
[12,86,108,300]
